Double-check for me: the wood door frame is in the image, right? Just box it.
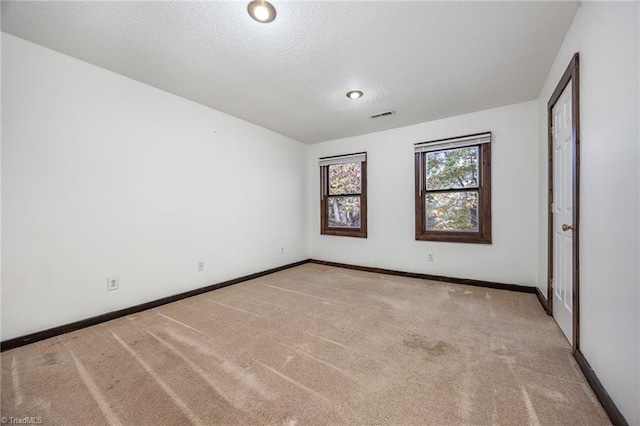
[547,52,580,353]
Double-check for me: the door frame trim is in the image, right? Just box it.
[547,52,580,353]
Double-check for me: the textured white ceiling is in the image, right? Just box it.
[1,1,579,144]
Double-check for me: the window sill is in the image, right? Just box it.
[322,228,367,238]
[416,232,491,244]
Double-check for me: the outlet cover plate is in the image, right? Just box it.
[107,276,119,291]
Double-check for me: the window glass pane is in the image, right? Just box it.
[426,191,478,232]
[426,147,478,190]
[329,163,361,195]
[328,196,361,228]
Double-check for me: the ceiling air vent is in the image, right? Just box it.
[370,110,395,119]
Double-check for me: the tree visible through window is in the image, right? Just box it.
[320,153,367,238]
[426,146,479,231]
[415,133,491,243]
[328,162,361,227]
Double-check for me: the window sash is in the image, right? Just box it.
[424,189,480,233]
[326,194,362,229]
[327,163,362,196]
[423,147,482,193]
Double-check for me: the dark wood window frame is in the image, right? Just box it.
[415,133,492,244]
[320,152,367,238]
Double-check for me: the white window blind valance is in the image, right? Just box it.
[319,152,366,167]
[414,132,491,153]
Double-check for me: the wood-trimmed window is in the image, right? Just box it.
[415,132,491,244]
[320,152,367,238]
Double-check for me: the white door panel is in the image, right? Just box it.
[552,82,573,344]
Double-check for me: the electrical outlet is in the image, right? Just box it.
[198,262,205,272]
[427,253,434,262]
[107,276,119,291]
[281,247,285,255]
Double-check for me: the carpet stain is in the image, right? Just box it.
[43,352,59,366]
[403,334,450,357]
[489,337,511,356]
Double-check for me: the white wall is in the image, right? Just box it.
[536,2,640,423]
[308,101,539,286]
[1,34,309,341]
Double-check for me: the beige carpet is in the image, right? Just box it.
[1,264,610,425]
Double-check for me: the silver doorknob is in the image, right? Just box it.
[562,224,573,232]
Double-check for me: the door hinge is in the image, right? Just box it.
[550,202,554,213]
[549,127,554,136]
[549,278,553,289]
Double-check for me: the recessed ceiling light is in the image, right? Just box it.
[248,0,276,23]
[346,90,363,100]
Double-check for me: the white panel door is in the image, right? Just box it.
[552,82,574,344]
